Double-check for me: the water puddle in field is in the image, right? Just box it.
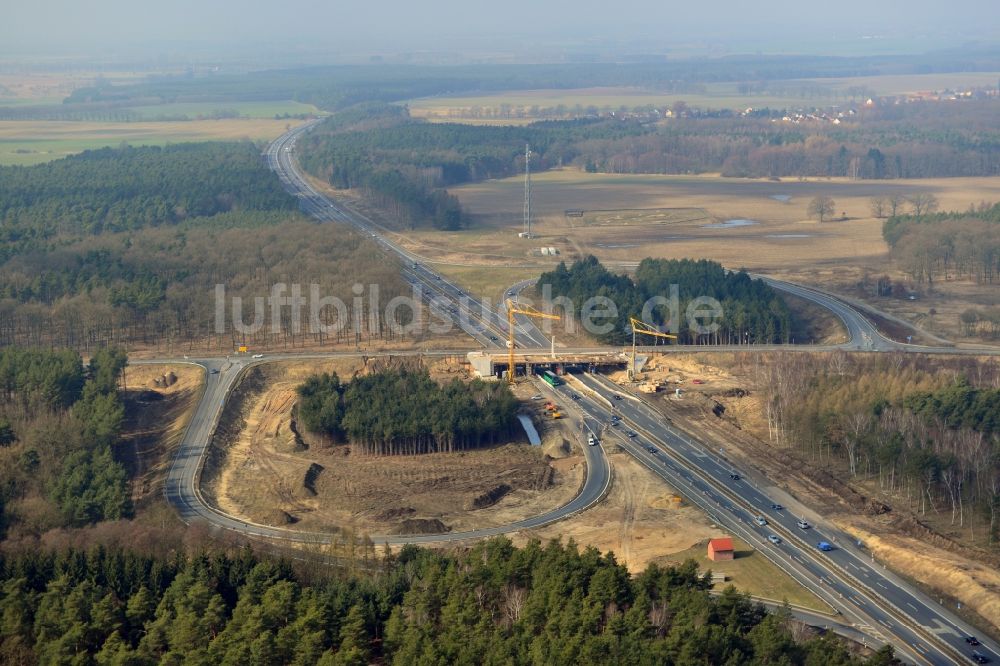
[766,233,814,238]
[770,194,792,203]
[702,219,758,229]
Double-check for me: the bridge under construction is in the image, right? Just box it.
[467,349,632,381]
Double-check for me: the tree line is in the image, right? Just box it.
[0,141,413,352]
[297,368,520,455]
[538,256,793,345]
[0,141,296,258]
[0,537,899,665]
[754,353,1000,542]
[882,202,1000,288]
[39,50,1000,114]
[0,218,412,352]
[297,106,649,230]
[0,347,131,538]
[298,99,1000,231]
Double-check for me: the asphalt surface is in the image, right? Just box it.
[154,123,1000,663]
[571,371,999,666]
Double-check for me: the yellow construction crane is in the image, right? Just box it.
[629,317,676,380]
[505,298,560,385]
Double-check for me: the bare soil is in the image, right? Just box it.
[120,364,205,506]
[203,358,584,536]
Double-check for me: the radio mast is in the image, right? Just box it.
[522,143,532,238]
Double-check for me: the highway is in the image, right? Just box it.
[264,121,549,351]
[566,371,999,665]
[154,122,1000,663]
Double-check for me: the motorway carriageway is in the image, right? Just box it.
[568,370,998,666]
[179,122,1000,663]
[265,121,549,351]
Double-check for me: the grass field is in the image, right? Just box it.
[0,69,150,103]
[407,86,834,120]
[0,118,307,165]
[666,539,831,612]
[123,100,321,120]
[388,169,1000,346]
[444,170,1000,274]
[408,73,1000,122]
[797,72,1000,96]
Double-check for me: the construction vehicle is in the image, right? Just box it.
[550,410,563,419]
[628,317,677,380]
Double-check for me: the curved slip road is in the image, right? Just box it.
[157,122,1000,662]
[158,352,610,546]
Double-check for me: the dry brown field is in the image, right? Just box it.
[392,169,1000,345]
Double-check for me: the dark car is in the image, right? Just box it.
[771,503,783,511]
[209,368,220,374]
[817,541,834,552]
[729,473,741,481]
[627,430,638,438]
[571,394,581,401]
[489,335,498,341]
[970,652,989,664]
[613,394,622,401]
[967,638,981,646]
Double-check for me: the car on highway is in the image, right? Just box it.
[966,637,981,646]
[531,395,543,400]
[817,541,834,552]
[571,394,581,401]
[797,519,811,529]
[612,394,622,401]
[489,335,499,342]
[252,353,264,359]
[209,368,220,374]
[771,503,784,511]
[728,472,741,481]
[587,434,598,446]
[755,515,767,526]
[767,534,782,545]
[970,651,990,663]
[627,430,638,438]
[647,446,658,454]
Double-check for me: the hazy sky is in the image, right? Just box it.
[3,0,998,60]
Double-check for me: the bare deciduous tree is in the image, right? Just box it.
[908,192,939,216]
[888,194,906,217]
[870,196,889,219]
[807,196,836,222]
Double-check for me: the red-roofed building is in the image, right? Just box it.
[707,537,734,561]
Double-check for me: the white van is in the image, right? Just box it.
[587,434,597,446]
